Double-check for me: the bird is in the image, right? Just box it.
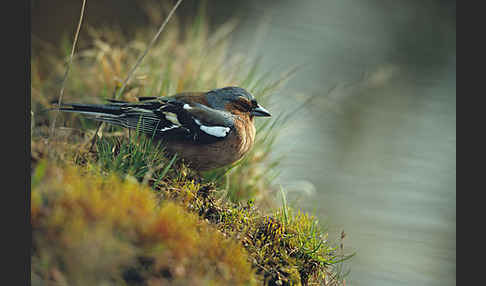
[55,86,271,171]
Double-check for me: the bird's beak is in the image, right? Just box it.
[251,104,271,117]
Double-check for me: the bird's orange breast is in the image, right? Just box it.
[164,114,255,171]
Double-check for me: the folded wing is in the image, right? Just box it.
[56,95,235,143]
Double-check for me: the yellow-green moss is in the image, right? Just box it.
[32,163,257,286]
[153,177,345,285]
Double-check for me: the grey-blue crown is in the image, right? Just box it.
[205,86,255,110]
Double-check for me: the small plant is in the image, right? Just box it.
[95,132,180,186]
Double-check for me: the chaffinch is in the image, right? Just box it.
[56,86,271,170]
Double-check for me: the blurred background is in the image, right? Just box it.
[31,0,456,285]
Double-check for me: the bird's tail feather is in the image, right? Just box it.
[52,102,163,135]
[51,103,128,128]
[57,103,125,116]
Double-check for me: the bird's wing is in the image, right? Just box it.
[56,95,234,143]
[160,100,235,142]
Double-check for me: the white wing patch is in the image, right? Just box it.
[160,125,178,132]
[163,112,181,126]
[194,119,230,138]
[200,125,231,137]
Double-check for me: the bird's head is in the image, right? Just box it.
[205,86,271,118]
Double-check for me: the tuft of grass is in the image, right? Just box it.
[94,132,181,187]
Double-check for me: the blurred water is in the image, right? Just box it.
[226,1,456,285]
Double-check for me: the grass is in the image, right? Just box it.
[95,133,179,185]
[31,2,353,285]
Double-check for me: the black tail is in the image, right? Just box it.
[56,103,125,116]
[51,100,170,137]
[52,103,131,129]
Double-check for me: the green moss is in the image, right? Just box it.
[153,177,352,285]
[32,164,258,286]
[31,151,351,285]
